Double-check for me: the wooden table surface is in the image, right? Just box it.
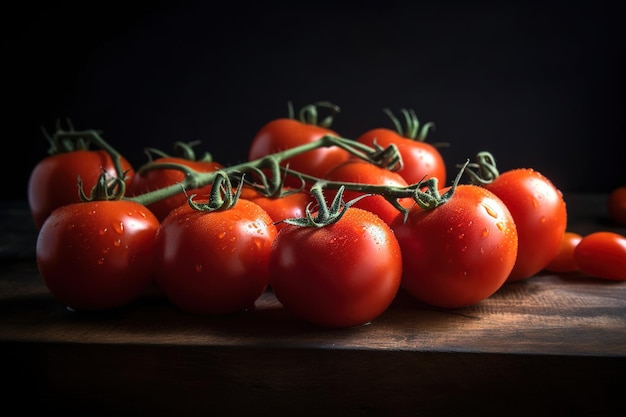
[1,194,625,417]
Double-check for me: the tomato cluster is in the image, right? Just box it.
[29,104,626,328]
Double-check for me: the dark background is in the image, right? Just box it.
[4,0,625,201]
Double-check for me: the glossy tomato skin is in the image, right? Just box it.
[356,128,447,186]
[323,159,414,225]
[248,118,350,183]
[607,186,626,226]
[127,157,223,221]
[545,232,582,273]
[36,200,160,311]
[574,231,626,280]
[154,199,278,315]
[239,186,314,231]
[28,150,135,229]
[269,207,402,328]
[482,168,567,281]
[391,185,518,309]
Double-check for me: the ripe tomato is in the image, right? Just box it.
[28,149,135,229]
[36,200,160,311]
[355,109,447,186]
[391,184,518,309]
[323,159,413,225]
[607,186,626,226]
[269,206,402,328]
[154,198,278,315]
[238,186,314,231]
[574,231,626,280]
[248,103,350,184]
[480,168,567,281]
[128,156,223,221]
[544,231,582,273]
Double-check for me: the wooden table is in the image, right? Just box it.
[2,194,625,417]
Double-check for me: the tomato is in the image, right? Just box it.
[480,168,567,281]
[248,103,350,185]
[154,198,278,315]
[391,184,518,309]
[355,109,447,186]
[28,149,135,229]
[607,186,626,226]
[269,206,402,328]
[574,231,626,280]
[238,186,314,231]
[323,159,413,225]
[128,156,223,221]
[36,199,160,311]
[544,232,582,273]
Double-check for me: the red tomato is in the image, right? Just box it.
[239,186,314,231]
[481,168,567,281]
[607,186,626,226]
[574,231,626,280]
[355,109,446,186]
[248,104,350,184]
[545,232,582,273]
[154,198,278,315]
[269,207,402,328]
[28,150,135,229]
[128,157,224,221]
[391,184,518,309]
[323,159,414,225]
[36,200,160,311]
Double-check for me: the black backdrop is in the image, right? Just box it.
[4,0,625,201]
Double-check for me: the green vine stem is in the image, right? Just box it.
[126,134,405,207]
[460,151,500,185]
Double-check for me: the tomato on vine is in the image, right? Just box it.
[574,231,626,281]
[355,108,447,186]
[127,141,223,221]
[391,167,518,309]
[463,151,567,281]
[269,185,402,328]
[154,174,278,315]
[247,102,350,185]
[238,185,313,230]
[323,159,413,225]
[28,124,134,229]
[36,174,160,311]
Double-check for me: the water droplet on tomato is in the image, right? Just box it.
[113,239,122,247]
[496,222,505,232]
[481,203,498,218]
[457,233,465,239]
[481,228,489,237]
[195,264,203,272]
[97,258,105,265]
[66,224,75,231]
[98,227,108,235]
[218,231,226,239]
[113,222,124,234]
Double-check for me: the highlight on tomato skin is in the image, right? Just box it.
[573,231,626,281]
[544,231,582,273]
